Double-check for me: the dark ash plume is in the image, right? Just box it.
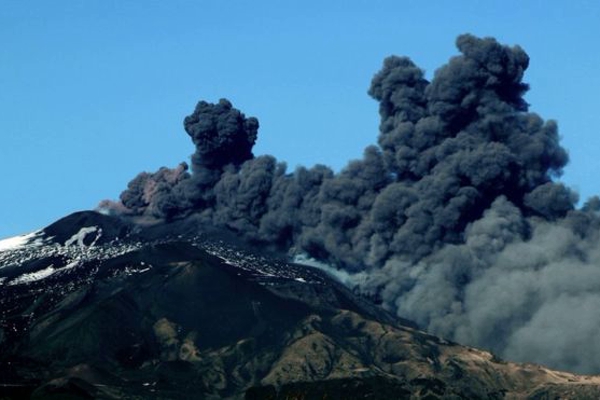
[101,34,600,374]
[184,98,258,172]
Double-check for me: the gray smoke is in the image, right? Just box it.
[102,34,600,374]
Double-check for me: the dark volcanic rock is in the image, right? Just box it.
[2,212,600,399]
[42,211,132,246]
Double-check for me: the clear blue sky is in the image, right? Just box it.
[2,1,600,238]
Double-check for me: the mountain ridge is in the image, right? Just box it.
[2,211,600,399]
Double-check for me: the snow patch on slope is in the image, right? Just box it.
[65,226,101,247]
[0,231,43,253]
[9,265,56,285]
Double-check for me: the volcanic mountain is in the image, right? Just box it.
[5,33,600,399]
[2,211,600,399]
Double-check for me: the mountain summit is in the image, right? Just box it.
[2,211,600,399]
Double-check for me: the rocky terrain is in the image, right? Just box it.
[2,211,600,399]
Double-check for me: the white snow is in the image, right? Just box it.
[0,231,41,253]
[9,265,56,285]
[65,226,100,247]
[63,260,80,270]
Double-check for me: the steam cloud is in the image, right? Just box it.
[102,34,600,374]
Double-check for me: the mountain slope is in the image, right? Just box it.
[1,211,600,399]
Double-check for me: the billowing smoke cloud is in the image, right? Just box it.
[101,34,600,374]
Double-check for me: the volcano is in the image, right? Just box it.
[1,211,600,399]
[5,33,600,399]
